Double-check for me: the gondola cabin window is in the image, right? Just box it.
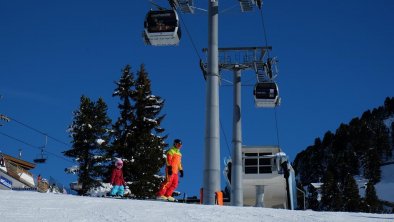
[244,153,258,174]
[146,11,177,33]
[259,153,272,173]
[244,152,273,174]
[254,83,278,99]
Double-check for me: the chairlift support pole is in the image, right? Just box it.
[203,0,220,205]
[202,46,271,206]
[171,0,268,205]
[232,67,243,206]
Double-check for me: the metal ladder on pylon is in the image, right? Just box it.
[254,61,267,83]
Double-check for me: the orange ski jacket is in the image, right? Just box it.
[166,146,183,174]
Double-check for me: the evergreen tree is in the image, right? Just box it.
[363,147,381,184]
[374,120,391,160]
[384,97,394,115]
[64,96,112,195]
[293,97,394,213]
[321,168,342,211]
[349,118,370,159]
[112,65,137,182]
[342,173,361,212]
[130,64,167,198]
[112,64,167,198]
[332,124,358,178]
[364,181,383,213]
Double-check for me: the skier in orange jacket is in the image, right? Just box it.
[156,139,184,201]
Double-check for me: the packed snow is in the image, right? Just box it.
[376,164,394,202]
[0,190,393,222]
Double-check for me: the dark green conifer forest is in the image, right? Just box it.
[293,97,394,213]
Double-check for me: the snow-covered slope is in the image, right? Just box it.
[0,190,393,222]
[376,164,394,202]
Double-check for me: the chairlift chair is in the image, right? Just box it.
[253,82,280,108]
[34,135,48,163]
[34,149,47,163]
[143,9,181,46]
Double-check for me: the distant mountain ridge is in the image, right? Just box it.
[293,97,394,213]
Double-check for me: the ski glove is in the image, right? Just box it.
[179,170,184,178]
[167,166,173,175]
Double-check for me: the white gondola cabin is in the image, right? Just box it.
[223,146,298,209]
[143,9,181,46]
[253,82,280,108]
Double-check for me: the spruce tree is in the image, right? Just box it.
[364,182,383,213]
[333,124,358,178]
[293,97,394,213]
[112,65,137,182]
[384,97,394,115]
[374,120,391,160]
[112,64,167,198]
[130,64,167,198]
[64,96,112,195]
[363,147,381,184]
[342,173,361,212]
[321,168,343,211]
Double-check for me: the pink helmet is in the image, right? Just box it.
[115,158,123,168]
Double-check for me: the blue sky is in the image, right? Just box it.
[1,0,393,196]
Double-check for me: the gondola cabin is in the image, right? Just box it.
[143,9,181,46]
[253,82,280,108]
[223,146,298,209]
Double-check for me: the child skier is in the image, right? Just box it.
[156,139,184,201]
[110,158,126,197]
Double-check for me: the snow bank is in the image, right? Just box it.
[0,190,393,222]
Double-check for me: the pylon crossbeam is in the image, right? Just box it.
[172,0,195,13]
[202,46,271,72]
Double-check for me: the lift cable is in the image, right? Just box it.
[259,7,282,148]
[274,108,281,148]
[7,116,69,147]
[146,1,232,156]
[0,131,74,163]
[174,4,234,157]
[219,3,239,14]
[0,131,38,149]
[177,9,202,61]
[259,8,271,58]
[149,0,168,10]
[220,120,232,158]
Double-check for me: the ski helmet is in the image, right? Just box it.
[115,158,123,168]
[174,139,182,145]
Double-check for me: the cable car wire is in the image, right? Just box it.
[0,131,38,149]
[259,7,282,148]
[0,131,74,163]
[177,9,202,61]
[6,116,69,147]
[274,108,281,148]
[220,120,232,158]
[259,8,271,58]
[177,5,233,157]
[146,1,232,157]
[219,4,238,14]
